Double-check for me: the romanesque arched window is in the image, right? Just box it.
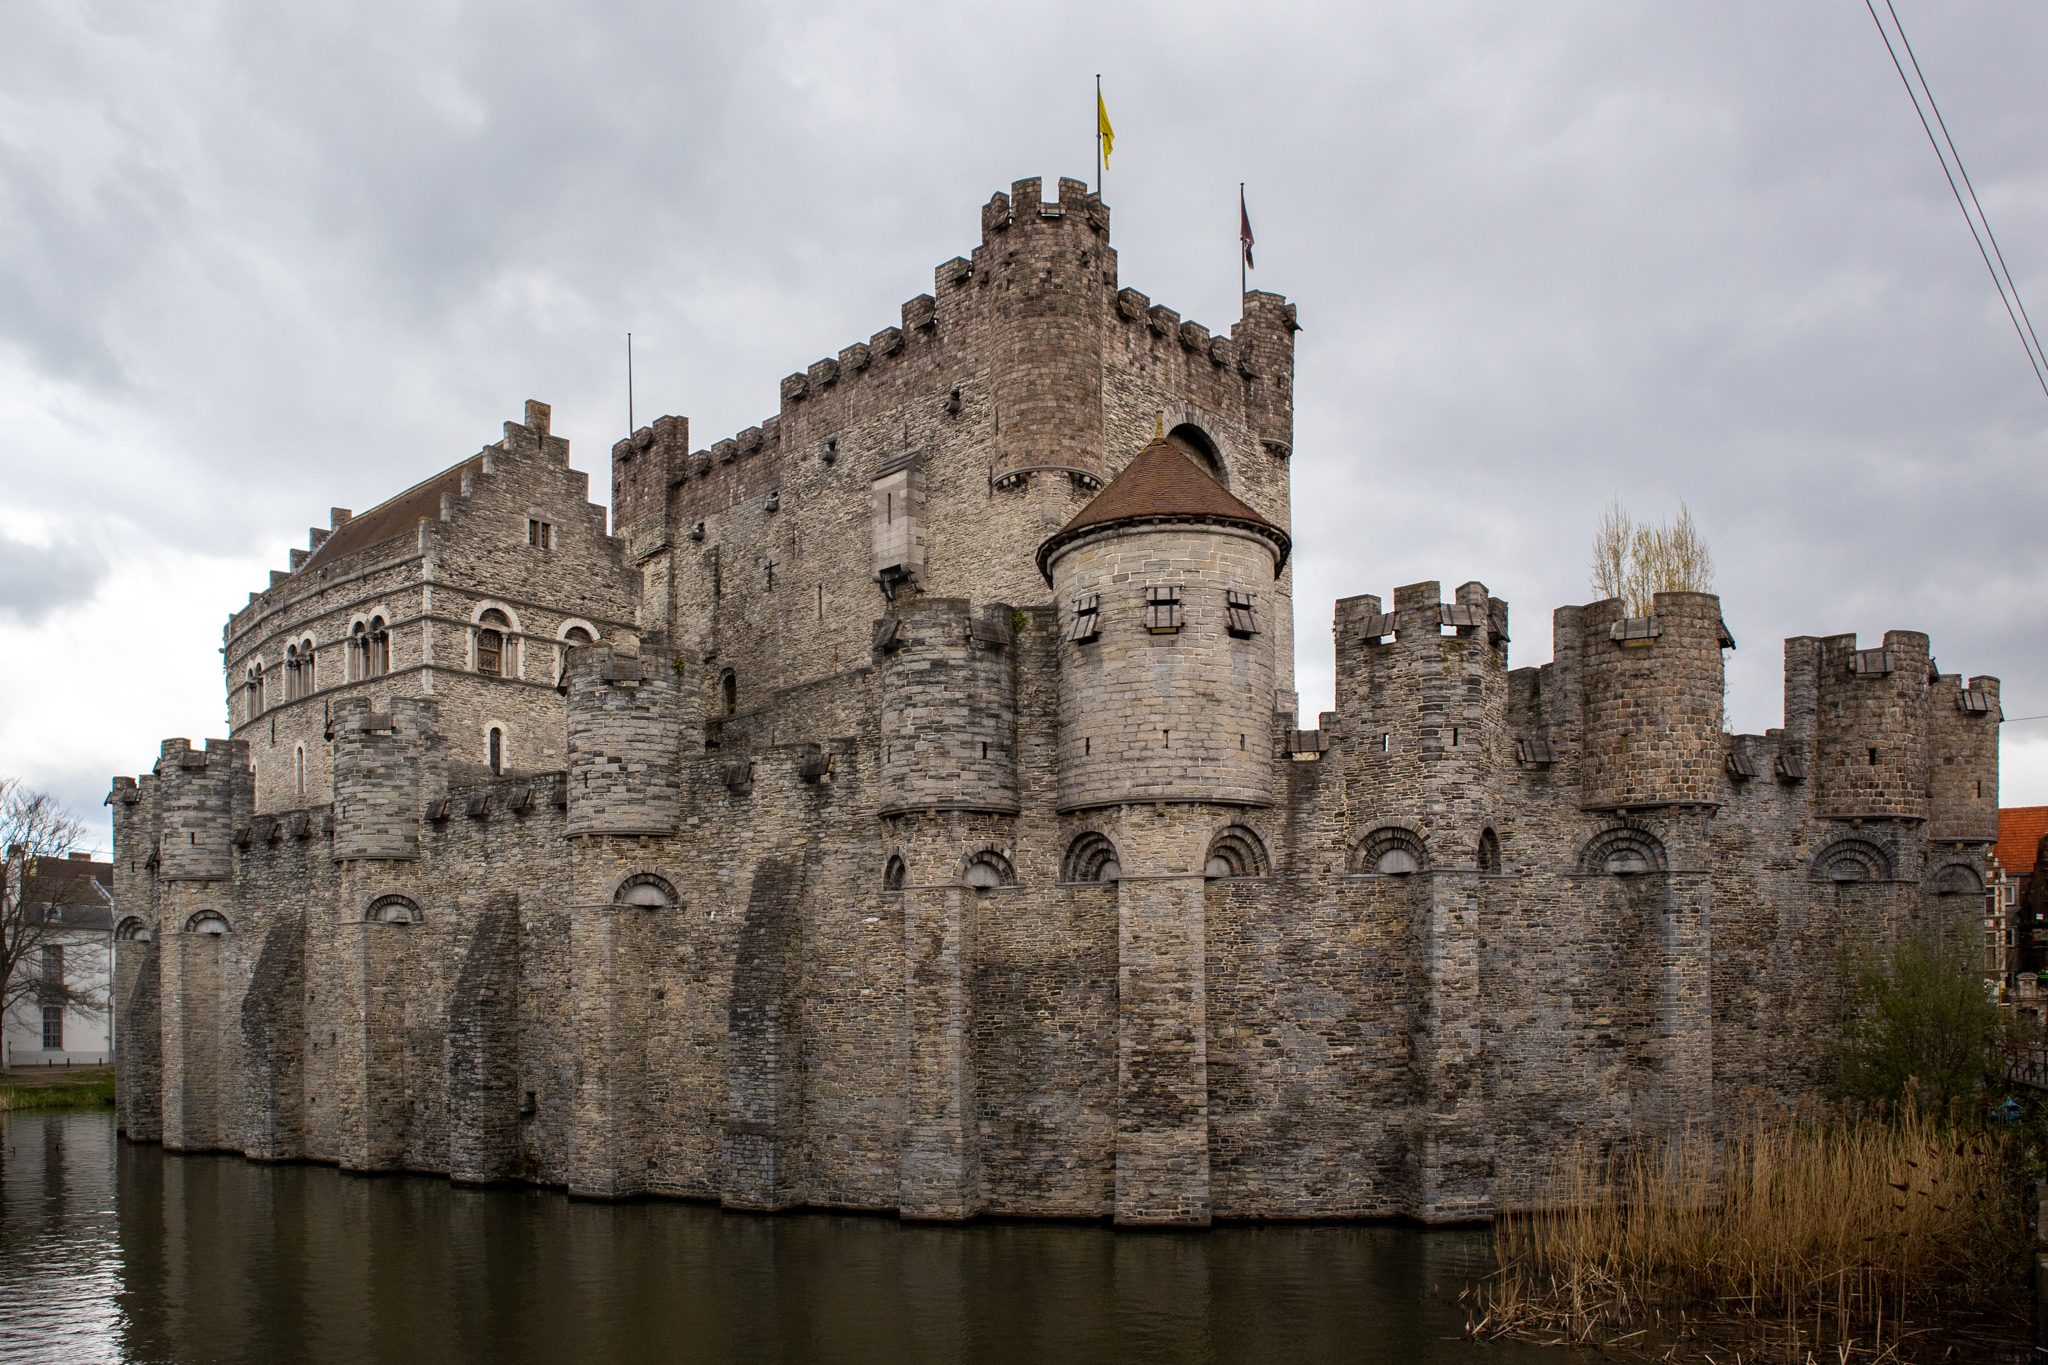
[1929,862,1984,896]
[366,895,419,924]
[1063,832,1121,883]
[294,744,306,799]
[1353,825,1426,876]
[960,849,1015,890]
[185,911,230,935]
[299,637,317,693]
[1577,826,1669,876]
[477,609,508,677]
[1204,826,1269,879]
[1811,838,1892,884]
[350,621,367,681]
[488,726,505,776]
[115,917,152,942]
[1477,828,1502,874]
[883,855,907,891]
[246,664,263,722]
[558,624,595,684]
[721,669,738,716]
[614,873,679,908]
[285,644,301,701]
[1167,423,1228,486]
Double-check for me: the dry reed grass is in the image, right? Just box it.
[1469,1088,2032,1361]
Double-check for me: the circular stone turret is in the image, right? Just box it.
[875,597,1019,816]
[1577,591,1727,810]
[1038,439,1290,812]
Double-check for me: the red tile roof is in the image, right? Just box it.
[1994,806,2048,875]
[302,454,482,573]
[1036,439,1290,582]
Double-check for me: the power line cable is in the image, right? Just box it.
[1864,0,2048,397]
[1885,0,2048,384]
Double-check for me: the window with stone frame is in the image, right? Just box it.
[477,610,509,677]
[528,519,553,549]
[558,625,594,684]
[368,616,391,677]
[41,1006,62,1051]
[488,726,505,776]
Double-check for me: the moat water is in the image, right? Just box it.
[1,1109,1553,1365]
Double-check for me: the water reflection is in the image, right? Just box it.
[3,1111,1546,1364]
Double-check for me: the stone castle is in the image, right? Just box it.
[107,177,2003,1225]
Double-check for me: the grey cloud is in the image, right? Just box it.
[0,529,109,626]
[4,0,2048,789]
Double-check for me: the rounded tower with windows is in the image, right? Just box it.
[1038,437,1290,813]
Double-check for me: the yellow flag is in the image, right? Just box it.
[1097,91,1115,160]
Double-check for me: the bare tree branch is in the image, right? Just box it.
[0,777,105,1034]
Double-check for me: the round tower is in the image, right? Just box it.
[565,641,689,837]
[332,698,443,861]
[1577,591,1727,810]
[1814,630,1931,820]
[874,598,1018,816]
[1038,439,1290,812]
[154,738,247,882]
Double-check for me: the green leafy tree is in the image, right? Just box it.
[1832,936,2009,1112]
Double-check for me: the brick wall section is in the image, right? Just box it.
[109,178,2008,1226]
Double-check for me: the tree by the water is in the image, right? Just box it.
[0,778,107,1046]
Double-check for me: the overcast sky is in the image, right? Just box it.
[7,0,2047,853]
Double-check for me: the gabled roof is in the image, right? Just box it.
[1994,806,2048,875]
[301,454,483,573]
[1036,439,1290,582]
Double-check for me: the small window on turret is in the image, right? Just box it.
[1225,591,1259,638]
[1144,586,1183,634]
[1067,595,1101,644]
[528,519,553,549]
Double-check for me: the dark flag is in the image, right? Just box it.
[1239,186,1255,271]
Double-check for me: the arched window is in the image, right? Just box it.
[1353,826,1427,876]
[350,622,367,681]
[300,638,317,693]
[294,745,306,799]
[1577,826,1669,877]
[115,917,152,942]
[558,624,595,683]
[721,669,738,716]
[613,873,678,909]
[488,726,505,776]
[477,609,508,677]
[285,644,300,701]
[1477,828,1502,874]
[1166,423,1227,485]
[960,849,1015,890]
[883,855,907,891]
[366,895,420,924]
[246,665,263,722]
[185,911,230,935]
[1063,832,1121,883]
[1929,863,1984,896]
[1811,838,1891,884]
[1204,826,1269,879]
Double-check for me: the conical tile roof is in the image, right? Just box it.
[1036,439,1290,582]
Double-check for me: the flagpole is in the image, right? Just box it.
[1095,75,1103,195]
[627,332,634,433]
[1239,184,1246,300]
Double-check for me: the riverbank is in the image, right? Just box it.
[0,1066,113,1111]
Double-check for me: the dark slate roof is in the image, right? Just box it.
[1036,439,1290,582]
[302,454,483,573]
